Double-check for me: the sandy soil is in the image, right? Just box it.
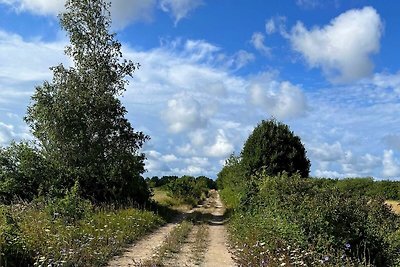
[108,191,235,267]
[202,191,236,267]
[107,221,180,266]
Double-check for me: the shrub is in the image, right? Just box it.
[241,119,310,178]
[0,142,51,203]
[46,182,93,223]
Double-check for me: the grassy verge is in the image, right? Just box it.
[0,203,165,266]
[151,187,192,212]
[224,174,400,266]
[192,223,209,265]
[143,220,193,266]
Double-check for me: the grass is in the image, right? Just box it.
[0,202,165,266]
[151,187,192,212]
[142,220,193,266]
[192,223,209,265]
[386,200,400,215]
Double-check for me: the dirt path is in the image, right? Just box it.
[107,221,180,266]
[202,192,236,267]
[163,224,200,266]
[108,190,235,267]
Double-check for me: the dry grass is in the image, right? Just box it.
[151,188,192,212]
[142,220,193,266]
[385,200,400,215]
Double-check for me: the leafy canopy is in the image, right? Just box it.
[241,119,310,178]
[24,0,149,203]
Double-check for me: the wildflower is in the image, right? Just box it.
[345,243,351,250]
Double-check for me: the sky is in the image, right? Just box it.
[0,0,400,180]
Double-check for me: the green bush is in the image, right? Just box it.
[241,119,310,178]
[0,142,51,203]
[227,173,400,266]
[46,182,93,223]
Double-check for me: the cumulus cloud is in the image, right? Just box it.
[249,75,307,119]
[110,0,157,29]
[251,32,271,56]
[204,129,234,158]
[0,0,65,15]
[382,150,400,178]
[163,94,208,133]
[289,6,383,83]
[0,30,66,83]
[0,121,31,145]
[0,0,157,29]
[309,142,344,162]
[159,0,203,25]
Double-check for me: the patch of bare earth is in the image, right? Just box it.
[202,191,236,267]
[107,220,180,266]
[108,190,235,267]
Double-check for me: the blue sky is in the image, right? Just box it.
[1,0,400,179]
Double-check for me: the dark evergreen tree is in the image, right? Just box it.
[241,119,310,178]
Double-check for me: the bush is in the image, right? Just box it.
[241,119,310,178]
[0,142,51,203]
[227,173,400,266]
[46,182,92,223]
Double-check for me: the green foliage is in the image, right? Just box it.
[241,119,310,177]
[227,173,400,266]
[0,201,164,266]
[0,142,52,203]
[46,182,93,223]
[165,175,214,206]
[24,0,149,203]
[0,206,31,266]
[216,153,246,209]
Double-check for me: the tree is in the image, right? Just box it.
[241,119,310,178]
[25,0,149,203]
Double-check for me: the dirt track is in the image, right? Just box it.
[107,191,236,266]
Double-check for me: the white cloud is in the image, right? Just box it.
[159,0,203,25]
[163,94,208,133]
[265,19,276,35]
[0,30,66,83]
[382,150,400,178]
[110,0,157,29]
[249,75,307,119]
[0,0,65,15]
[384,134,400,151]
[314,169,342,178]
[232,50,255,70]
[289,6,383,83]
[0,0,157,29]
[0,121,31,145]
[309,142,344,162]
[371,72,400,94]
[204,129,234,158]
[295,0,321,8]
[251,32,271,56]
[161,154,178,162]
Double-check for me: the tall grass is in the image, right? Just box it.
[224,173,400,266]
[0,202,164,266]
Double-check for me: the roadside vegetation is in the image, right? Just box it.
[218,119,400,266]
[148,175,216,208]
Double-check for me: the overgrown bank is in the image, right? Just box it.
[217,120,400,266]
